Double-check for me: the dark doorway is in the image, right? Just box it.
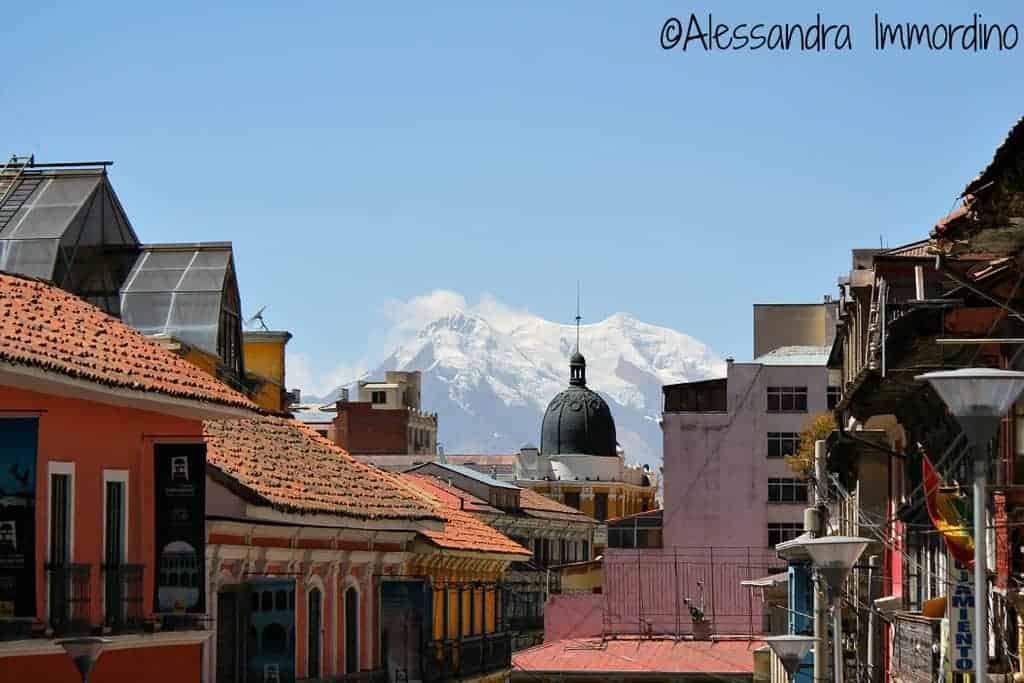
[345,586,359,674]
[308,587,322,678]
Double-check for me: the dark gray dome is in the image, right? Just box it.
[540,353,617,457]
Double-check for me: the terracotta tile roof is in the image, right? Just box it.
[401,474,531,557]
[518,488,593,522]
[404,474,501,514]
[513,637,765,675]
[204,416,442,521]
[0,271,257,411]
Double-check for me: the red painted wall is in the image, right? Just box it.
[0,643,201,683]
[0,385,203,625]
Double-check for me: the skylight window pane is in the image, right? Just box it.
[189,250,229,269]
[34,176,99,207]
[125,268,186,292]
[167,292,221,353]
[4,205,78,239]
[176,267,225,292]
[120,292,173,334]
[142,250,195,269]
[0,238,58,279]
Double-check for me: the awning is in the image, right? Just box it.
[740,572,788,589]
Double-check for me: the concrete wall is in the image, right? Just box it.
[753,304,833,358]
[662,361,829,549]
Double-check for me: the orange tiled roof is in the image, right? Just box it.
[404,473,501,514]
[519,487,592,521]
[402,474,531,557]
[0,271,257,411]
[513,637,765,675]
[204,416,442,521]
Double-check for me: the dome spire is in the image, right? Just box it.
[570,282,586,386]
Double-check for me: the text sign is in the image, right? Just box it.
[947,556,975,673]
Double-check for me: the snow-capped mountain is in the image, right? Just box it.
[308,310,724,468]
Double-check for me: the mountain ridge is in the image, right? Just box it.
[304,308,725,467]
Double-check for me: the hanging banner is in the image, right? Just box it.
[0,418,37,618]
[947,555,975,673]
[154,442,206,613]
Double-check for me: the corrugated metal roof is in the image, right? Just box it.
[425,462,519,490]
[752,345,830,366]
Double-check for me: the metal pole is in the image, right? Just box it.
[866,555,879,683]
[814,440,828,683]
[833,606,844,683]
[974,453,988,683]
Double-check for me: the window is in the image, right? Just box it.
[345,586,359,673]
[371,391,386,405]
[827,386,842,410]
[103,471,129,625]
[594,493,608,522]
[308,587,322,678]
[563,491,581,510]
[768,523,804,547]
[315,430,328,439]
[767,386,808,412]
[48,464,74,565]
[768,478,809,503]
[767,432,800,459]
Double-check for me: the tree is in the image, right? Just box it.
[784,413,836,480]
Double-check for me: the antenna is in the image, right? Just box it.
[245,305,269,331]
[575,281,581,351]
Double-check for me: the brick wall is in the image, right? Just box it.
[333,402,410,454]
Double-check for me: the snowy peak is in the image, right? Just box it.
[317,307,724,467]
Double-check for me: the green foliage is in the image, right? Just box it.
[784,413,836,480]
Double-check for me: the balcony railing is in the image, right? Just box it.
[421,632,512,682]
[103,563,144,633]
[46,563,91,636]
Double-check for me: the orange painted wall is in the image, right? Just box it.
[0,385,204,624]
[0,643,201,683]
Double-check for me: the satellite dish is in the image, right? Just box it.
[245,305,269,331]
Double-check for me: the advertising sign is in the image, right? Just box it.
[154,442,206,613]
[947,555,975,673]
[0,418,37,618]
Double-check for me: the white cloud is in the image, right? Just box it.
[286,351,369,399]
[290,290,537,398]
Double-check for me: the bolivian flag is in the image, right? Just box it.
[923,455,974,567]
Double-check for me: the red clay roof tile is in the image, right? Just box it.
[402,474,531,557]
[518,487,592,521]
[204,416,441,521]
[513,637,765,675]
[0,271,256,411]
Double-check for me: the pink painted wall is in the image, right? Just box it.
[544,594,605,641]
[662,362,828,550]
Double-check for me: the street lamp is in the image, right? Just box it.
[801,536,871,683]
[765,635,816,682]
[56,637,110,683]
[917,367,1024,683]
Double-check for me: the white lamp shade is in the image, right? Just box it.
[801,536,870,594]
[57,637,109,680]
[916,368,1024,418]
[765,635,816,677]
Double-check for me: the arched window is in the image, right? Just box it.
[345,586,359,674]
[308,587,322,678]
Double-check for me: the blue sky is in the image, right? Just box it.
[4,1,1023,393]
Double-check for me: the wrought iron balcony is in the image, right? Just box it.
[421,632,512,682]
[45,563,91,636]
[102,563,144,633]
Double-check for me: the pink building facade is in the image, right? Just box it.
[661,348,833,550]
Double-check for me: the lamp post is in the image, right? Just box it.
[56,637,110,683]
[801,536,871,683]
[766,635,817,683]
[917,367,1024,683]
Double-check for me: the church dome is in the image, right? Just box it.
[540,352,617,457]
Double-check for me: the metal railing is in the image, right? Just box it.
[421,632,512,682]
[103,563,144,633]
[46,563,91,636]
